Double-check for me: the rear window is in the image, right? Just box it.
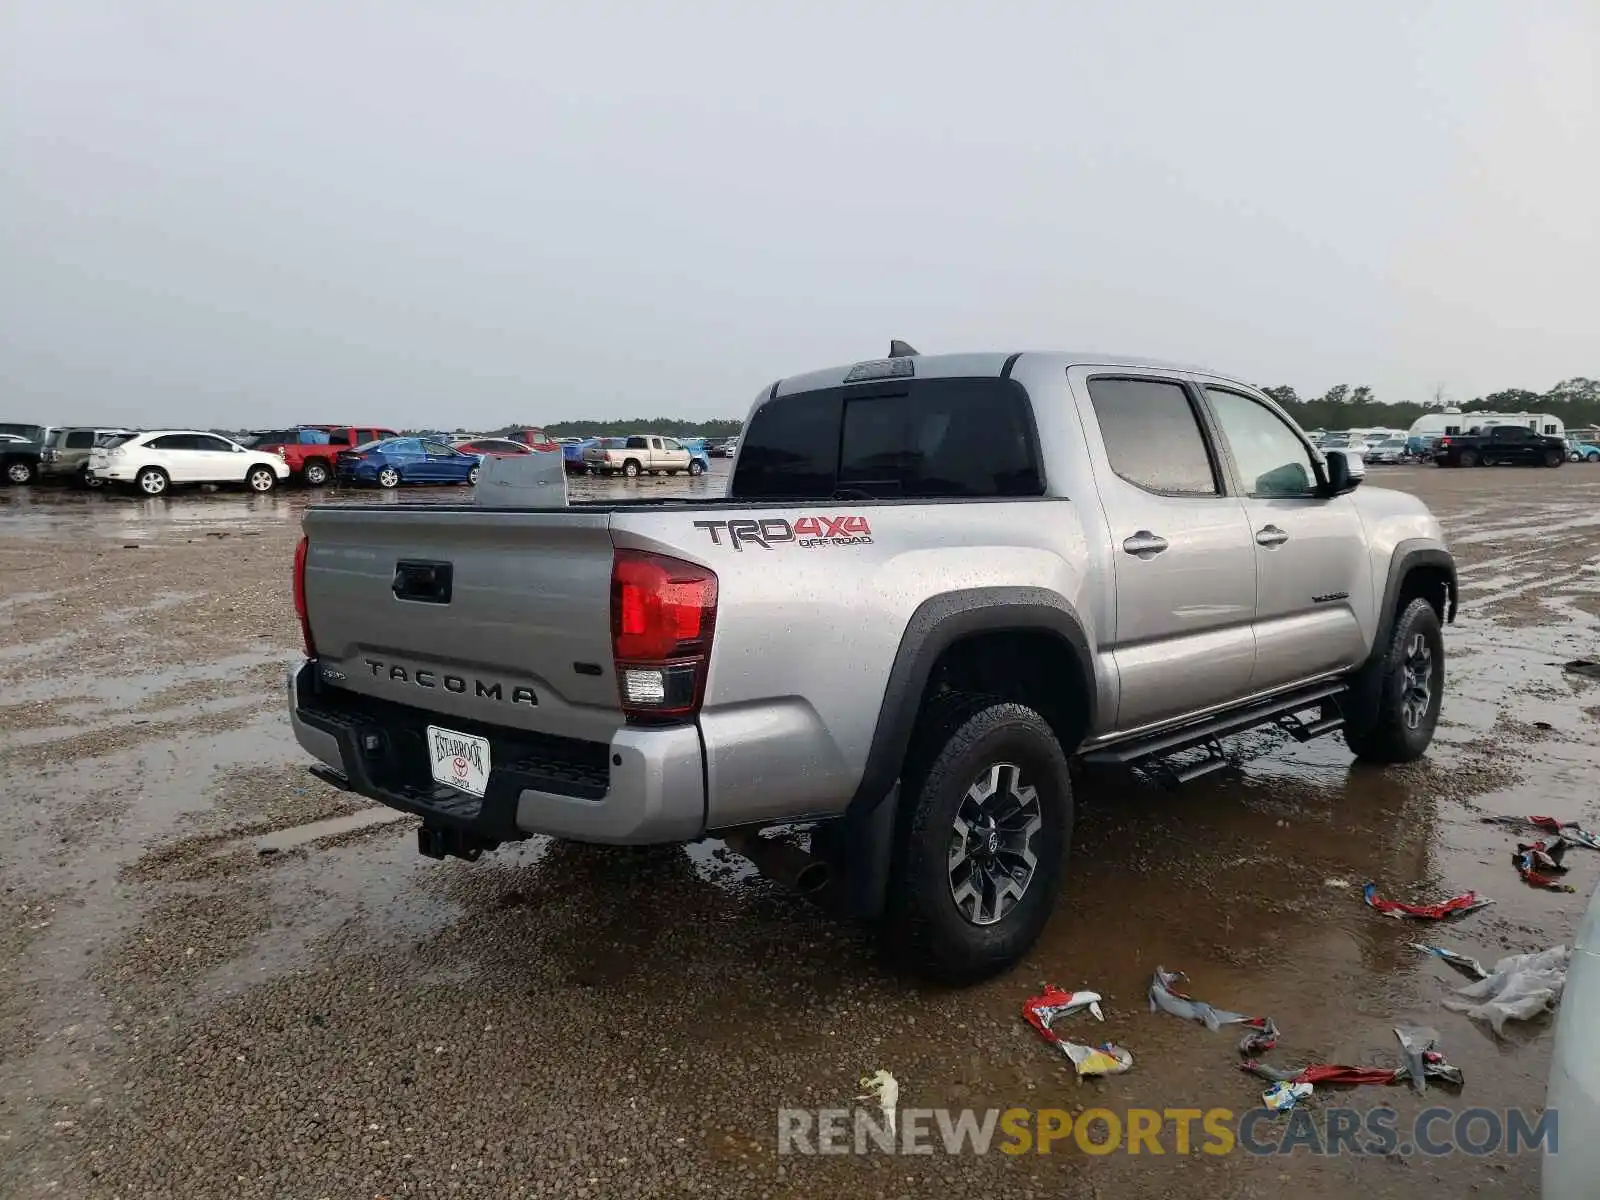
[731,378,1043,500]
[0,424,43,440]
[98,433,136,448]
[241,430,299,448]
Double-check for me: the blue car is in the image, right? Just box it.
[335,437,480,488]
[1567,439,1600,463]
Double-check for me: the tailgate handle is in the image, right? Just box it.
[392,560,453,604]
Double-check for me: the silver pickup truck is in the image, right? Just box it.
[289,346,1457,981]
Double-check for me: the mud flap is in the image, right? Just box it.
[811,784,898,920]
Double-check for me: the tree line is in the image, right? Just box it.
[401,375,1599,441]
[1260,377,1600,432]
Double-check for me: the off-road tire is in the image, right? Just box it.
[882,694,1072,984]
[1344,598,1444,763]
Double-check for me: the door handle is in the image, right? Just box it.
[1255,525,1289,547]
[392,560,453,604]
[1121,530,1169,559]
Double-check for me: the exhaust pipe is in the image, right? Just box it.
[722,829,830,896]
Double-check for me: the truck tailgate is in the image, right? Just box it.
[302,506,621,743]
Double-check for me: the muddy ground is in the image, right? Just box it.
[2,463,1598,1198]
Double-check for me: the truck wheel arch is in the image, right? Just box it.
[847,588,1096,818]
[1370,541,1457,663]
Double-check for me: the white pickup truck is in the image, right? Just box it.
[583,435,701,477]
[289,345,1457,981]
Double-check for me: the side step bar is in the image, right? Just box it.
[1081,681,1348,772]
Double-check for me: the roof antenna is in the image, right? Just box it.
[888,339,919,358]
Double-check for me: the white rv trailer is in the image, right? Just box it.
[1408,408,1564,440]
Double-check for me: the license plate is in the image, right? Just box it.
[426,726,490,797]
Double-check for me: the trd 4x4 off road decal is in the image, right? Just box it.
[693,515,873,551]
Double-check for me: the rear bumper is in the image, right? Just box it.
[287,661,706,845]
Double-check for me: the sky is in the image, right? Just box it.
[2,1,1596,429]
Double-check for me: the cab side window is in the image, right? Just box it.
[1205,389,1318,498]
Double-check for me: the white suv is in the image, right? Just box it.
[87,430,291,496]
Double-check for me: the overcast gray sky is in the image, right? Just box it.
[2,1,1595,429]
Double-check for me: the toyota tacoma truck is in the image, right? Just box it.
[288,346,1458,982]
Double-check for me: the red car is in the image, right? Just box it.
[242,426,399,486]
[506,428,560,452]
[451,437,533,458]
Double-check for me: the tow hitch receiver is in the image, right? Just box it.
[418,825,499,862]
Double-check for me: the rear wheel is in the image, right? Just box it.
[302,460,330,486]
[1344,598,1444,763]
[689,459,705,476]
[247,466,277,492]
[467,466,480,485]
[623,460,641,478]
[1588,452,1600,463]
[136,467,169,496]
[883,696,1071,984]
[1459,449,1478,467]
[5,460,35,485]
[377,467,400,489]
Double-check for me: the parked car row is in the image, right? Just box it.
[2,421,732,494]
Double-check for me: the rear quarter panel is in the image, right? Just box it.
[612,495,1097,827]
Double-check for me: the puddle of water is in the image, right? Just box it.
[242,806,411,854]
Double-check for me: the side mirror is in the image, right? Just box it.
[1318,449,1362,496]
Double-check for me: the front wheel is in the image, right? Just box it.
[1545,449,1564,467]
[247,466,277,493]
[883,696,1072,984]
[1344,598,1444,763]
[1481,454,1498,467]
[377,467,400,489]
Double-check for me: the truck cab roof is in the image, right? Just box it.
[773,351,1223,399]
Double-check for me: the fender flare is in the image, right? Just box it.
[1370,540,1457,662]
[846,587,1096,817]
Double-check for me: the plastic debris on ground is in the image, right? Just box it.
[1512,839,1577,892]
[1362,883,1493,920]
[1148,967,1279,1054]
[1241,1026,1463,1092]
[1262,1081,1314,1113]
[1441,946,1569,1036]
[1409,942,1490,981]
[856,1070,899,1136]
[1484,814,1600,851]
[1022,986,1133,1079]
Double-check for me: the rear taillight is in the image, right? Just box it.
[610,549,718,720]
[293,535,316,657]
[1439,437,1451,446]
